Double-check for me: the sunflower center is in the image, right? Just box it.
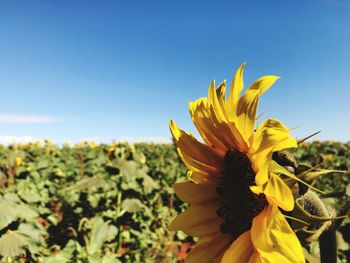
[216,149,267,239]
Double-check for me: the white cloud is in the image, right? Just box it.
[0,136,37,145]
[113,137,172,144]
[0,114,60,123]
[81,137,101,143]
[0,136,173,145]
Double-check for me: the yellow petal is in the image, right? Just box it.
[273,137,298,152]
[228,121,249,153]
[253,159,270,187]
[173,182,219,204]
[185,232,232,263]
[170,120,223,174]
[221,231,254,263]
[251,119,296,155]
[216,80,228,117]
[264,174,294,211]
[250,119,297,185]
[184,218,223,237]
[207,81,241,149]
[247,75,280,95]
[227,62,246,117]
[201,81,247,151]
[169,119,182,141]
[208,80,227,123]
[234,75,279,144]
[248,251,262,263]
[169,200,220,232]
[189,98,227,155]
[269,161,294,175]
[250,185,264,195]
[187,171,220,185]
[235,89,260,143]
[251,206,305,263]
[179,150,220,175]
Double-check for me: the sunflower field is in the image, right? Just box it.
[0,140,349,262]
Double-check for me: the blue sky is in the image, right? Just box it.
[0,0,349,143]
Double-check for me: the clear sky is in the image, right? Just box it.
[0,0,349,144]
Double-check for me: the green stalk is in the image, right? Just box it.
[319,226,337,263]
[319,196,350,263]
[116,179,123,251]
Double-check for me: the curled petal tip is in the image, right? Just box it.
[169,120,180,141]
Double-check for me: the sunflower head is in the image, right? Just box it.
[169,63,306,262]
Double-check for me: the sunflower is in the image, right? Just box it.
[169,63,305,263]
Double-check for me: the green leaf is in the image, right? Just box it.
[0,200,17,229]
[101,253,122,263]
[139,173,159,193]
[133,151,146,164]
[17,183,42,203]
[0,230,27,258]
[17,223,45,247]
[44,240,78,263]
[86,217,118,255]
[122,199,143,213]
[16,203,39,220]
[63,176,105,192]
[117,160,139,179]
[37,159,49,170]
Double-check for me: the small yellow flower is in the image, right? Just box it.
[44,139,53,145]
[78,140,88,148]
[108,144,116,153]
[169,63,304,262]
[34,141,42,148]
[54,168,65,177]
[64,142,72,148]
[89,141,98,149]
[44,147,51,154]
[129,143,136,153]
[324,154,333,162]
[15,157,22,167]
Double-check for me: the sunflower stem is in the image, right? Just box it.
[319,196,350,263]
[319,225,337,263]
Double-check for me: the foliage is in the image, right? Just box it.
[0,140,348,262]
